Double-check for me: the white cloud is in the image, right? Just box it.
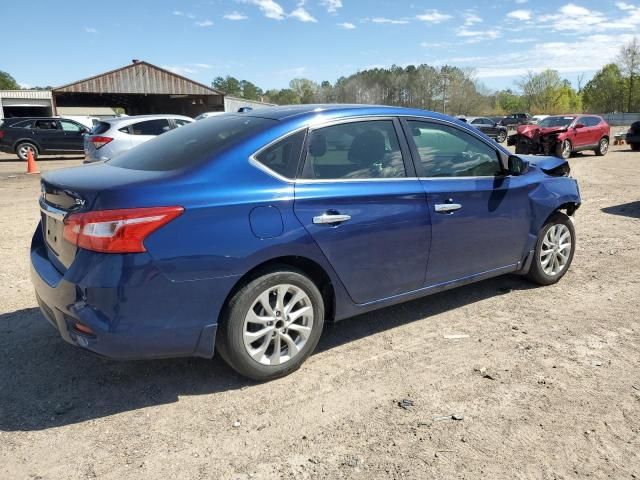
[279,66,308,76]
[507,38,537,43]
[320,0,342,13]
[456,27,500,41]
[190,63,213,69]
[289,7,317,22]
[195,19,214,27]
[416,10,452,23]
[515,0,528,3]
[507,9,531,21]
[463,12,482,26]
[172,10,184,16]
[420,42,446,48]
[616,1,636,10]
[246,0,286,20]
[84,27,98,33]
[224,11,248,20]
[162,65,198,75]
[337,22,356,29]
[371,17,410,25]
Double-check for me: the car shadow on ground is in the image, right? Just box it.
[601,201,640,219]
[0,155,84,162]
[0,275,536,432]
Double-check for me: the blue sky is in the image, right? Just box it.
[2,0,639,92]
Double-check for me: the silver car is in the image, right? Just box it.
[84,114,194,162]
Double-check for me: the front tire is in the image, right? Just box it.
[496,130,507,143]
[526,212,575,286]
[16,142,39,161]
[216,267,325,381]
[555,139,572,159]
[595,137,609,156]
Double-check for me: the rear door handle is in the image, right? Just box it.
[313,213,352,225]
[434,203,462,213]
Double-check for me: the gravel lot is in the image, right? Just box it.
[1,144,639,480]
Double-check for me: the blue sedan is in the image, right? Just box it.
[31,105,581,380]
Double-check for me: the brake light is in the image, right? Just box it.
[88,135,113,149]
[63,206,183,253]
[0,131,5,139]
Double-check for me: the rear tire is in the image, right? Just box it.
[630,143,640,151]
[526,212,575,286]
[595,137,609,156]
[16,142,39,161]
[216,267,325,381]
[555,139,572,159]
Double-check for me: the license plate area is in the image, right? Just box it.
[43,213,64,255]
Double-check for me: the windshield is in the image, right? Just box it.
[108,115,275,171]
[538,116,575,128]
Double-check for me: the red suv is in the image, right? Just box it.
[508,115,610,159]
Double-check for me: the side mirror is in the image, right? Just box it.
[574,123,585,129]
[508,155,529,176]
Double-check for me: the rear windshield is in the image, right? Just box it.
[108,115,275,171]
[91,121,111,135]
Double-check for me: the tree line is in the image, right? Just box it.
[215,38,640,116]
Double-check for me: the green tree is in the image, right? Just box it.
[239,80,263,101]
[582,64,625,113]
[289,78,318,104]
[495,89,526,113]
[264,88,301,105]
[0,70,20,90]
[212,76,242,96]
[617,37,640,112]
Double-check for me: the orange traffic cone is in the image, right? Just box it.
[26,149,40,174]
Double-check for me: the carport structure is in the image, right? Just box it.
[52,60,224,117]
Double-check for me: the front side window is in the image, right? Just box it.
[174,119,192,128]
[300,120,406,180]
[130,119,171,136]
[60,120,84,132]
[538,116,576,128]
[255,130,306,179]
[34,120,58,130]
[408,121,502,177]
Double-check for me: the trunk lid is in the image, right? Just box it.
[40,163,177,272]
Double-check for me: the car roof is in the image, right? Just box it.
[242,104,459,123]
[100,114,194,125]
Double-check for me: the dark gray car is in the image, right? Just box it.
[466,117,508,143]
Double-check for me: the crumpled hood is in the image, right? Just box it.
[516,124,568,139]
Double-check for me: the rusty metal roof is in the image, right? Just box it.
[53,61,223,96]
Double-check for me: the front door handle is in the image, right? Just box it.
[434,203,462,214]
[313,213,352,225]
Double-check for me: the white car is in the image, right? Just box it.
[531,115,549,124]
[194,111,225,121]
[84,114,193,163]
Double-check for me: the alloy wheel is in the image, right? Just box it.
[599,138,609,154]
[497,131,507,143]
[561,140,571,159]
[540,224,572,276]
[18,144,35,160]
[242,284,314,366]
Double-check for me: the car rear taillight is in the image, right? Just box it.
[0,131,5,139]
[88,135,113,150]
[63,206,184,253]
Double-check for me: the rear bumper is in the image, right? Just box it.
[30,225,238,360]
[625,133,640,144]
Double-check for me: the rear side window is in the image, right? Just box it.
[255,130,306,179]
[582,117,601,127]
[108,115,275,171]
[91,122,111,135]
[130,119,171,136]
[300,120,406,180]
[174,119,192,128]
[408,121,502,177]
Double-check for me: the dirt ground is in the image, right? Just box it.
[0,144,639,480]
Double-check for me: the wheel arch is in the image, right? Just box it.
[218,255,336,326]
[13,138,41,152]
